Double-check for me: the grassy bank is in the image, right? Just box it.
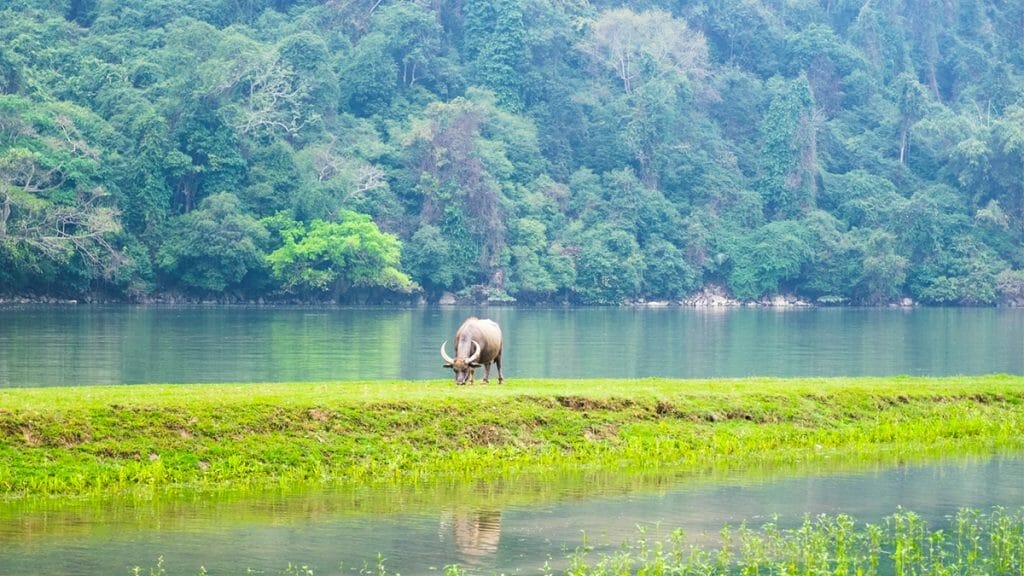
[1,376,1022,499]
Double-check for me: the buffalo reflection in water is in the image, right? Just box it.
[439,510,502,566]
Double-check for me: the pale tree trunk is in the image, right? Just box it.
[0,190,9,239]
[899,121,910,165]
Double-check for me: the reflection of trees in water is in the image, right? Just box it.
[439,509,502,565]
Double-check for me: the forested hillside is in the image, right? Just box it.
[1,0,1023,305]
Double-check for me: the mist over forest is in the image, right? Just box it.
[1,0,1023,305]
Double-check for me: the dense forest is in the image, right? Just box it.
[1,0,1023,305]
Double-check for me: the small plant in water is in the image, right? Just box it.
[561,507,1023,576]
[132,556,167,576]
[284,563,315,576]
[443,564,466,576]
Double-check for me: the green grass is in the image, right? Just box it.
[1,376,1022,500]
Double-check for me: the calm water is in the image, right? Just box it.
[0,455,1020,575]
[1,305,1022,387]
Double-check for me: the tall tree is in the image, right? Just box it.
[462,0,527,110]
[893,72,930,166]
[757,76,819,220]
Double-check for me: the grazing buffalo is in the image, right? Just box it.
[440,317,505,385]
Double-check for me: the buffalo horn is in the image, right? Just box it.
[440,341,455,364]
[467,340,482,364]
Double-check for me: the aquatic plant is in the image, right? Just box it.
[560,507,1024,576]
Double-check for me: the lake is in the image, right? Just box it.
[1,305,1021,574]
[1,305,1022,387]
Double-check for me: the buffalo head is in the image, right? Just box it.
[440,340,482,385]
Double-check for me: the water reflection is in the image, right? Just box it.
[1,306,1022,387]
[0,455,1020,575]
[440,510,503,567]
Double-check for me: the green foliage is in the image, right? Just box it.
[264,210,413,300]
[856,231,909,305]
[908,234,1004,305]
[507,218,556,296]
[572,225,642,304]
[156,192,268,293]
[757,76,817,220]
[1,1,1023,304]
[463,0,526,110]
[726,221,814,301]
[402,223,461,295]
[0,96,125,294]
[641,237,700,300]
[340,32,398,117]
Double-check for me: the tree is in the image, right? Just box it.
[894,184,970,262]
[340,32,398,117]
[785,23,863,117]
[0,98,124,291]
[291,136,388,221]
[370,2,446,90]
[265,210,413,300]
[641,237,699,300]
[996,269,1024,304]
[989,105,1024,238]
[462,0,527,110]
[571,225,642,304]
[402,223,464,297]
[726,220,813,300]
[819,169,904,228]
[398,90,543,292]
[908,234,1003,305]
[506,217,559,299]
[168,103,247,213]
[578,8,709,96]
[796,210,860,302]
[156,192,268,293]
[757,76,819,220]
[201,32,319,141]
[106,102,183,237]
[855,231,908,305]
[893,72,930,165]
[687,0,786,75]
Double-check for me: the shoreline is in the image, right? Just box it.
[3,293,1022,307]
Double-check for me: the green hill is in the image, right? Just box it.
[1,1,1023,305]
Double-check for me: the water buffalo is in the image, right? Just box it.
[440,317,505,385]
